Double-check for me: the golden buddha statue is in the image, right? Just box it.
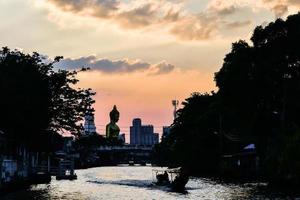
[106,105,120,139]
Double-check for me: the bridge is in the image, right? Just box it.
[95,145,154,166]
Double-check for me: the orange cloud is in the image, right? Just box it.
[45,0,255,41]
[170,14,218,41]
[272,4,288,18]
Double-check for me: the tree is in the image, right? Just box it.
[158,13,300,184]
[216,13,300,182]
[48,65,95,135]
[156,93,220,175]
[0,47,95,150]
[215,40,257,139]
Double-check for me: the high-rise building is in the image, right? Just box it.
[83,111,96,135]
[130,118,159,146]
[131,118,141,145]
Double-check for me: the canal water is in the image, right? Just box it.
[1,166,299,200]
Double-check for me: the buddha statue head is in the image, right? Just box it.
[109,105,119,123]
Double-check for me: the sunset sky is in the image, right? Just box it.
[0,0,299,138]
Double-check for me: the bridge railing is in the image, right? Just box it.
[96,145,153,151]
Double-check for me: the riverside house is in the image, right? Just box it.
[0,130,51,192]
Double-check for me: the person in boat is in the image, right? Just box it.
[171,167,189,191]
[156,171,170,185]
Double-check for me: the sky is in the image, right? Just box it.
[0,0,299,140]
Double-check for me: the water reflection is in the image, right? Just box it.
[1,166,299,200]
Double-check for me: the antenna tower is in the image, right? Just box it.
[172,99,179,119]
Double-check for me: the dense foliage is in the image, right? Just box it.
[0,47,95,150]
[155,93,219,175]
[156,13,300,184]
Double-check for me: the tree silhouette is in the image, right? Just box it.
[0,47,95,150]
[155,92,219,175]
[157,13,300,184]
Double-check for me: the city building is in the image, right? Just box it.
[162,126,170,139]
[130,118,159,146]
[83,111,97,135]
[153,133,159,144]
[118,133,126,143]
